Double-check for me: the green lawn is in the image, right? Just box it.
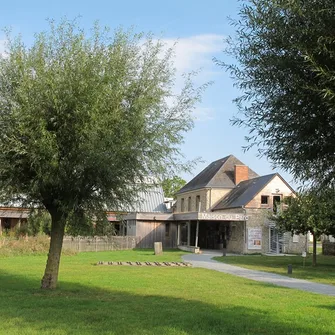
[0,249,334,335]
[214,254,335,286]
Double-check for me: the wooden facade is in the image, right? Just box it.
[126,219,177,249]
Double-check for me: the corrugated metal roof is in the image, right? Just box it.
[127,185,168,213]
[177,155,259,194]
[0,209,30,218]
[212,174,277,210]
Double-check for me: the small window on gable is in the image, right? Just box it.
[188,197,192,212]
[181,198,184,212]
[261,195,269,205]
[196,195,201,211]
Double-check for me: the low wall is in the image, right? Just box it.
[178,245,200,254]
[322,241,335,256]
[63,236,140,252]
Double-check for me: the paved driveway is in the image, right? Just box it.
[182,251,335,297]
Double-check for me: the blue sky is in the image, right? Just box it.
[0,0,298,188]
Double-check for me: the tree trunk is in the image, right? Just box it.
[312,232,317,267]
[41,210,65,289]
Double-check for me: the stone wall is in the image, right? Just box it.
[176,189,208,212]
[227,221,245,253]
[176,188,232,213]
[323,242,335,255]
[283,233,307,254]
[245,208,270,254]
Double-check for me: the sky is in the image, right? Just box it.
[0,0,298,188]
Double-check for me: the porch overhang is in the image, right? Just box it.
[0,209,29,219]
[123,212,174,221]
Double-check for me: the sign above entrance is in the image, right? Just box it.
[199,213,249,221]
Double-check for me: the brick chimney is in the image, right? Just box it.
[234,165,249,185]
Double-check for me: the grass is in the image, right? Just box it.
[0,249,334,335]
[214,254,335,286]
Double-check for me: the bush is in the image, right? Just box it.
[0,235,76,257]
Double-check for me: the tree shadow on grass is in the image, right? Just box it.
[0,269,333,335]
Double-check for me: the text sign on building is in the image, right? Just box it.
[199,213,249,221]
[248,228,262,250]
[107,214,117,221]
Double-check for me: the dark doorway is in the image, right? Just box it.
[198,221,229,249]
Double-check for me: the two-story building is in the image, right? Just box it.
[125,154,307,254]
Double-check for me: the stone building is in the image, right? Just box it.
[124,154,307,254]
[174,155,307,254]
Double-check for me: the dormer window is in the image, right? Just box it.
[261,195,269,205]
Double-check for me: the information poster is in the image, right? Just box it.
[248,228,262,250]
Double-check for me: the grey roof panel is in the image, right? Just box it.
[212,174,277,210]
[177,155,259,194]
[128,186,168,213]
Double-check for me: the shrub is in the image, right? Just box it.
[0,235,76,257]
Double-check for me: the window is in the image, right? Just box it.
[188,197,192,212]
[292,234,299,243]
[181,198,184,212]
[261,195,269,205]
[196,195,201,211]
[165,223,170,237]
[273,195,281,213]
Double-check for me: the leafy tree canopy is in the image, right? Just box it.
[220,0,335,188]
[161,176,186,198]
[273,189,335,265]
[0,19,204,288]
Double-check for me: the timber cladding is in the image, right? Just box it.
[135,221,177,249]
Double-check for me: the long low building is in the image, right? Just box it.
[0,207,29,233]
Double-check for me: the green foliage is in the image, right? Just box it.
[0,19,205,287]
[0,18,203,220]
[273,190,335,238]
[220,0,335,187]
[272,189,335,265]
[65,211,116,236]
[0,235,75,256]
[161,176,186,198]
[25,210,52,236]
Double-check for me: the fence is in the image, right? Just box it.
[62,236,140,252]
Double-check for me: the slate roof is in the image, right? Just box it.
[177,155,259,194]
[212,173,277,210]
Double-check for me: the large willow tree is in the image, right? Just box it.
[0,20,202,289]
[221,0,335,188]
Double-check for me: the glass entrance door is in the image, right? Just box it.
[269,226,283,253]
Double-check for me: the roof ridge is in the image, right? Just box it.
[206,154,234,186]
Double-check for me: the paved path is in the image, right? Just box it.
[182,251,335,297]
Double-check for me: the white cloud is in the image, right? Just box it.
[162,34,224,74]
[193,107,215,122]
[160,34,225,122]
